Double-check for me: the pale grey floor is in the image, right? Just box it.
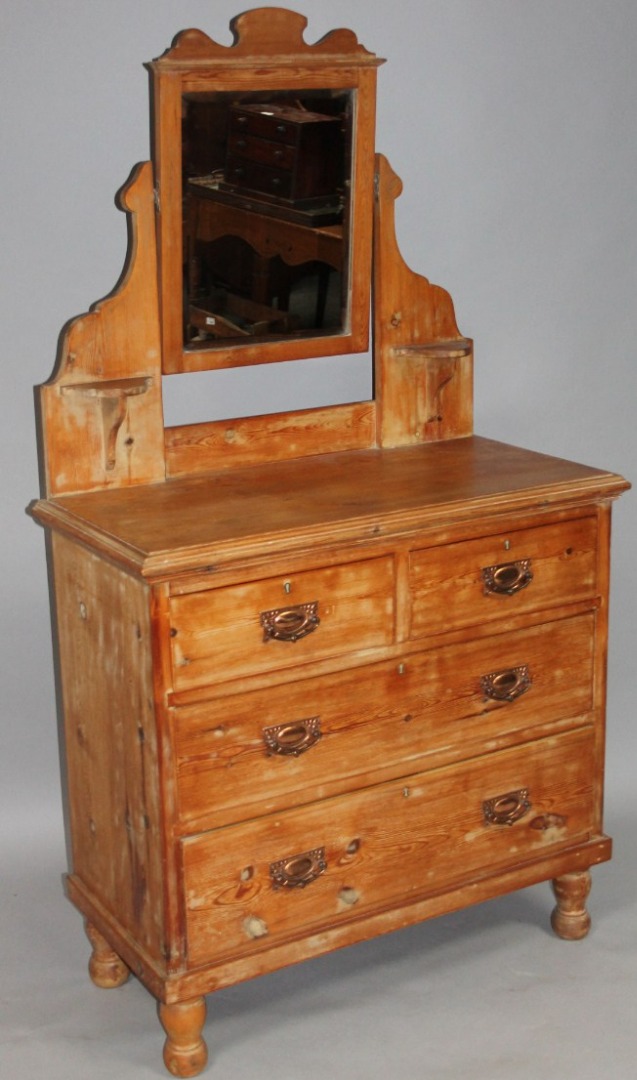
[2,731,636,1080]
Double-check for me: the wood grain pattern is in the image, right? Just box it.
[182,725,595,968]
[154,10,380,68]
[52,533,165,959]
[168,555,395,692]
[86,921,130,988]
[164,402,375,477]
[172,612,596,832]
[38,163,165,496]
[551,870,592,940]
[159,997,208,1078]
[373,154,473,446]
[67,834,612,1004]
[410,513,598,637]
[31,438,629,579]
[30,12,630,1075]
[587,502,613,834]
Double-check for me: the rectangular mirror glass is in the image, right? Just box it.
[183,89,353,349]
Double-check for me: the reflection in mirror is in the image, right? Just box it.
[182,89,352,350]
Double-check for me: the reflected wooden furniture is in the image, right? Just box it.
[188,288,300,341]
[31,10,628,1079]
[187,184,343,271]
[185,182,343,331]
[224,101,343,205]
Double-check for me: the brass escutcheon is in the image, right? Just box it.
[481,665,532,702]
[483,788,531,826]
[260,601,320,642]
[482,559,533,596]
[270,847,327,889]
[262,716,321,756]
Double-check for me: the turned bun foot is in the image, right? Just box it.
[85,921,130,988]
[159,997,209,1078]
[550,870,592,940]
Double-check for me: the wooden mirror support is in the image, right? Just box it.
[31,8,628,1077]
[151,8,381,374]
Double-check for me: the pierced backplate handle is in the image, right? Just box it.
[481,665,532,702]
[483,788,531,826]
[270,847,327,889]
[482,559,533,596]
[263,716,322,757]
[260,601,320,642]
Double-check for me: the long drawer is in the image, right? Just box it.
[410,515,598,638]
[169,556,395,693]
[172,613,595,830]
[182,725,596,967]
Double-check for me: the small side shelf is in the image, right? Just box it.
[61,378,153,470]
[60,377,152,398]
[392,338,472,359]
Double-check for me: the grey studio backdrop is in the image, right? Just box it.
[1,3,636,1079]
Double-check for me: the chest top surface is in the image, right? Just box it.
[33,436,627,578]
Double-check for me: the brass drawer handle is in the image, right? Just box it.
[481,665,532,702]
[483,788,531,826]
[482,559,533,596]
[263,716,321,757]
[260,601,320,642]
[270,847,327,889]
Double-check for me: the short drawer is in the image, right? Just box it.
[182,725,595,967]
[410,515,598,638]
[169,556,395,693]
[173,613,595,830]
[227,132,297,170]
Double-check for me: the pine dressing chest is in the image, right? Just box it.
[31,10,629,1077]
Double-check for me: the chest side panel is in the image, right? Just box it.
[51,533,165,959]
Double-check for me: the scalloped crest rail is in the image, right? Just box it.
[159,9,376,64]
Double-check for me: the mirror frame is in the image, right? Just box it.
[149,8,382,375]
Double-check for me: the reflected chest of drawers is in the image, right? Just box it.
[34,437,627,1074]
[225,102,343,206]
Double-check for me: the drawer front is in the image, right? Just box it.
[182,726,595,967]
[173,613,595,830]
[169,556,395,693]
[225,155,293,199]
[227,132,297,170]
[230,108,298,145]
[410,516,597,638]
